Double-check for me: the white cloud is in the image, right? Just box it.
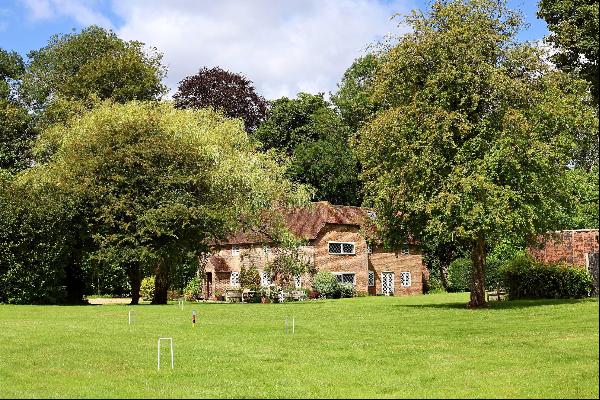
[22,0,113,29]
[111,0,414,99]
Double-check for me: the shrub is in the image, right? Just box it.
[448,257,505,292]
[308,290,320,300]
[448,258,471,292]
[312,270,340,298]
[140,276,155,301]
[424,276,445,294]
[355,290,369,297]
[500,255,592,300]
[339,283,355,298]
[184,276,203,301]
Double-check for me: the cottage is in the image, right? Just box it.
[203,201,428,299]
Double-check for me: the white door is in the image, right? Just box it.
[382,272,394,296]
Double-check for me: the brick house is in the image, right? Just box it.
[528,229,599,267]
[203,201,428,299]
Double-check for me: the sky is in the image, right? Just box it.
[0,0,549,100]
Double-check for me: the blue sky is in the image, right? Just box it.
[0,0,549,99]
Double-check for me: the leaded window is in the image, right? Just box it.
[335,273,355,285]
[260,271,271,287]
[328,242,355,255]
[294,274,302,289]
[368,271,375,287]
[232,245,240,256]
[401,272,411,287]
[230,271,240,287]
[401,244,409,255]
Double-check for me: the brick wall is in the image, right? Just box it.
[205,223,427,298]
[528,230,599,267]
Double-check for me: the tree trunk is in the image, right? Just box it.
[151,260,170,305]
[128,264,141,305]
[468,234,488,308]
[439,262,450,291]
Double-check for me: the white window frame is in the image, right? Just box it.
[333,272,356,286]
[400,271,411,287]
[367,245,372,254]
[230,271,240,287]
[368,271,375,287]
[328,241,356,255]
[231,245,240,256]
[260,271,271,287]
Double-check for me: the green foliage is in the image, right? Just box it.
[564,166,599,228]
[500,255,592,300]
[140,276,155,301]
[448,256,505,292]
[0,178,75,304]
[254,92,362,205]
[538,0,599,105]
[183,276,203,302]
[266,232,313,289]
[312,270,340,298]
[0,48,24,99]
[353,0,598,305]
[339,283,355,298]
[0,99,33,173]
[331,53,380,131]
[21,25,167,111]
[240,264,261,289]
[33,101,308,304]
[424,276,446,294]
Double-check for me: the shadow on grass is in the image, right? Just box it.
[396,297,598,310]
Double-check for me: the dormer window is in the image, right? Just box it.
[231,245,240,256]
[328,242,355,255]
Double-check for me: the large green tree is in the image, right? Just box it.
[354,0,598,307]
[254,93,363,205]
[34,101,308,304]
[21,26,166,112]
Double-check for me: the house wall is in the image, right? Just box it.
[528,230,599,267]
[205,224,426,298]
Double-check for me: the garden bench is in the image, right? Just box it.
[225,289,243,303]
[486,284,507,301]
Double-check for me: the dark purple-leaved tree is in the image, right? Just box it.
[174,67,268,132]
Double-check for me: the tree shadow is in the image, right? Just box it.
[397,297,598,310]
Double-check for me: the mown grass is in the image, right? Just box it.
[0,293,598,398]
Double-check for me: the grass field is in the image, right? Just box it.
[0,293,598,398]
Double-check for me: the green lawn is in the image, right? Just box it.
[0,293,598,398]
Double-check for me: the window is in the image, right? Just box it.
[334,273,356,285]
[230,271,240,287]
[401,244,409,255]
[367,245,372,254]
[263,245,270,255]
[231,245,240,256]
[294,274,302,289]
[328,242,355,255]
[366,210,376,220]
[400,272,411,287]
[368,271,375,287]
[260,271,271,287]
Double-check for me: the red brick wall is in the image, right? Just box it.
[528,230,599,267]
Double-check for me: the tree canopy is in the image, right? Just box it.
[353,0,598,307]
[28,101,309,304]
[254,93,363,205]
[20,26,167,111]
[174,67,268,132]
[538,0,599,105]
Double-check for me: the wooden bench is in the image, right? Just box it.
[225,289,243,303]
[486,285,507,302]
